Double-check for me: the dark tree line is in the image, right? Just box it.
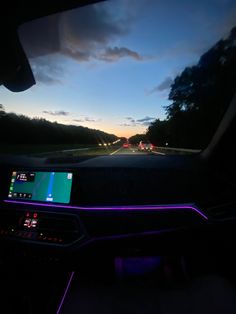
[129,134,148,144]
[147,26,236,149]
[0,106,117,145]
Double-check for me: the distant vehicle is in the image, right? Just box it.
[123,142,130,148]
[138,141,154,152]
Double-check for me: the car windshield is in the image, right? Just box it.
[1,0,236,158]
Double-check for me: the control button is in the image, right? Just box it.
[31,219,38,228]
[23,218,31,227]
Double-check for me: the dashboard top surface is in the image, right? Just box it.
[0,153,235,210]
[0,153,196,168]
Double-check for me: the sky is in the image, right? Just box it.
[1,0,236,137]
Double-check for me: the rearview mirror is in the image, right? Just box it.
[0,26,35,92]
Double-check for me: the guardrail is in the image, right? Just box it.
[153,146,201,154]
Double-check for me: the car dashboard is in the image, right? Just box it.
[0,154,236,263]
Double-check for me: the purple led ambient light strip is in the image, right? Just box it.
[3,199,208,220]
[56,271,75,314]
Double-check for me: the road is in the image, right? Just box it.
[33,145,165,158]
[110,146,165,156]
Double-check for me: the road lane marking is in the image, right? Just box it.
[62,148,90,152]
[152,151,166,155]
[110,147,123,155]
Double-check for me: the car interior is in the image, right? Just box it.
[1,1,236,314]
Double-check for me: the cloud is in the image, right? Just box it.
[73,116,100,123]
[19,14,61,58]
[34,72,61,85]
[98,47,143,62]
[157,77,173,91]
[73,119,84,122]
[120,116,156,127]
[148,77,173,95]
[19,2,143,80]
[119,123,134,127]
[136,116,156,123]
[42,110,70,116]
[85,117,96,122]
[126,117,136,123]
[60,3,129,50]
[141,121,154,126]
[30,56,64,85]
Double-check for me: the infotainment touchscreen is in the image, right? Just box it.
[8,171,73,204]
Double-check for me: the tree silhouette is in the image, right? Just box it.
[129,134,147,145]
[0,111,118,146]
[147,26,236,149]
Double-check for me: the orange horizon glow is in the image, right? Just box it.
[99,127,147,139]
[66,120,147,139]
[115,131,144,138]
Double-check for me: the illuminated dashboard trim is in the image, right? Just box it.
[56,271,75,314]
[3,200,208,220]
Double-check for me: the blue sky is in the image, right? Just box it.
[1,0,236,137]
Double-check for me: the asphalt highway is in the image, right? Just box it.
[110,147,165,156]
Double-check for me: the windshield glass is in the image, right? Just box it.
[1,0,236,158]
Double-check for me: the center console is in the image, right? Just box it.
[1,169,84,246]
